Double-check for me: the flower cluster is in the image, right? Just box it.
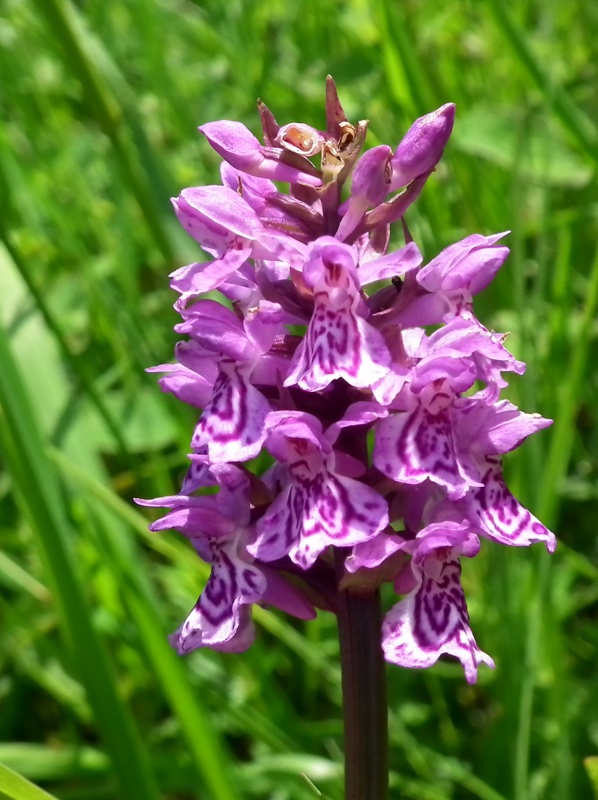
[138,78,555,683]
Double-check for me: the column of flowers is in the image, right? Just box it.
[137,77,554,799]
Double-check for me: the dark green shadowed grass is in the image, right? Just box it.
[2,0,598,797]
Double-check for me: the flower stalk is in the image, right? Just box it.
[336,551,388,800]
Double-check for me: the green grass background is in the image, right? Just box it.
[1,0,598,798]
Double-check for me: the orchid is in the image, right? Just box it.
[137,78,554,800]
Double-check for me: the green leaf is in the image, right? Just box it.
[0,762,60,800]
[0,324,162,800]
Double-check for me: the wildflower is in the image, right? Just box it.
[248,411,389,569]
[137,77,554,686]
[381,520,494,685]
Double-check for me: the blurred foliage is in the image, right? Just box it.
[1,0,598,798]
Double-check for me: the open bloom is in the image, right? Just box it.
[382,521,494,684]
[137,465,316,653]
[283,236,421,391]
[249,411,389,568]
[137,78,554,683]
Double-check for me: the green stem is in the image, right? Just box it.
[335,552,389,800]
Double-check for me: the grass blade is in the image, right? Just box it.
[30,0,182,263]
[487,0,598,161]
[50,449,239,800]
[0,763,60,800]
[0,324,161,800]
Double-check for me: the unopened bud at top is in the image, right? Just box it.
[390,103,455,190]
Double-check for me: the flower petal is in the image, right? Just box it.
[193,361,270,462]
[357,241,422,285]
[374,404,479,499]
[170,248,250,301]
[469,457,557,552]
[284,302,391,391]
[382,559,494,683]
[200,120,322,186]
[252,473,389,569]
[172,185,262,249]
[417,232,510,295]
[172,534,267,654]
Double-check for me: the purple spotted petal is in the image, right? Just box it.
[169,608,255,655]
[192,360,270,462]
[251,472,389,568]
[284,305,391,391]
[299,472,389,564]
[301,237,360,288]
[382,559,494,683]
[374,402,480,499]
[250,414,387,566]
[168,606,255,655]
[282,237,391,390]
[468,456,556,552]
[248,483,299,562]
[173,534,267,654]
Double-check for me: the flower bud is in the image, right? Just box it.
[390,103,455,189]
[200,120,322,186]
